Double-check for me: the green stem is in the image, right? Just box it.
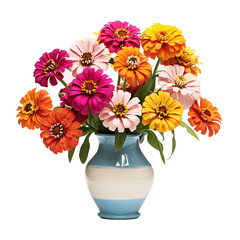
[117,74,121,90]
[60,79,70,90]
[153,58,161,76]
[122,78,127,91]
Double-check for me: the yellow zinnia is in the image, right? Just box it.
[161,47,202,76]
[142,91,183,132]
[141,23,186,61]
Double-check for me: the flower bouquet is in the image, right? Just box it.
[17,20,222,219]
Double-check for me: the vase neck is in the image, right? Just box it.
[96,133,141,148]
[88,133,150,168]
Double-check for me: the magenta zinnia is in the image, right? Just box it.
[34,49,72,87]
[69,68,114,115]
[97,21,141,53]
[68,38,111,77]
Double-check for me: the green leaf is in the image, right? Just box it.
[79,132,94,164]
[144,129,165,164]
[168,130,176,160]
[88,108,105,131]
[133,75,156,103]
[87,110,99,131]
[159,132,165,141]
[114,131,127,152]
[80,126,96,136]
[180,121,199,140]
[68,147,76,163]
[149,74,156,92]
[53,106,61,109]
[81,122,87,127]
[133,120,148,134]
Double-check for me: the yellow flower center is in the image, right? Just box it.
[157,31,169,42]
[81,80,98,95]
[81,51,94,66]
[175,75,188,88]
[126,55,140,70]
[156,105,168,119]
[22,100,37,114]
[115,29,130,40]
[44,59,57,73]
[50,123,65,139]
[113,102,128,117]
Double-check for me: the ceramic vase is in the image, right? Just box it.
[85,133,154,220]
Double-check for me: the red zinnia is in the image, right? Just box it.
[40,108,82,154]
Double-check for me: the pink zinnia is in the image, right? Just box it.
[99,90,142,133]
[68,38,111,77]
[158,64,201,110]
[69,68,114,115]
[97,21,141,53]
[34,49,72,87]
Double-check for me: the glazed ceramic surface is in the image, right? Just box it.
[85,133,154,219]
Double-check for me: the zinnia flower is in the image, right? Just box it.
[99,90,142,132]
[34,49,72,87]
[161,47,202,76]
[16,88,53,130]
[69,68,114,115]
[40,108,82,154]
[59,86,88,124]
[68,38,111,77]
[142,91,183,132]
[97,21,141,53]
[188,98,221,137]
[141,23,186,60]
[114,47,152,87]
[158,64,200,110]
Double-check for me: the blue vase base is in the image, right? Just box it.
[98,212,140,220]
[93,198,145,220]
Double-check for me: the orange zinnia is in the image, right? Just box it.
[188,98,221,137]
[17,88,53,130]
[40,108,82,154]
[113,46,152,87]
[141,23,186,61]
[161,47,202,76]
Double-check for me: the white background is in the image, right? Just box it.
[1,0,240,239]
